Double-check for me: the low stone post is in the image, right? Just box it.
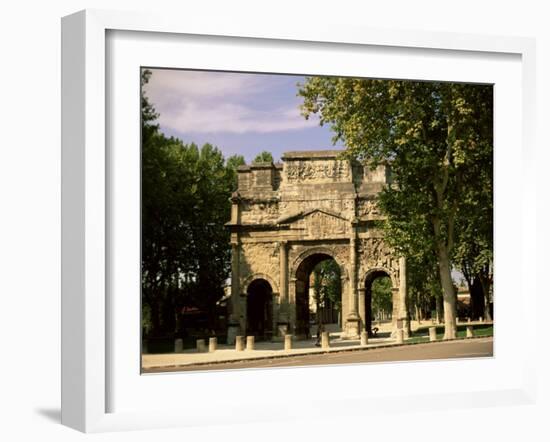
[284,334,292,351]
[456,317,460,325]
[429,327,437,342]
[466,325,474,338]
[321,331,330,349]
[479,316,483,323]
[467,317,471,323]
[360,331,368,346]
[174,338,184,353]
[209,337,217,352]
[395,329,404,344]
[246,335,255,351]
[196,339,206,353]
[235,336,244,351]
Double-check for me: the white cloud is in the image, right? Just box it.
[159,101,318,134]
[143,69,318,134]
[144,69,265,101]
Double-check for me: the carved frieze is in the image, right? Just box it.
[304,210,347,238]
[240,201,279,224]
[285,160,350,183]
[357,198,381,217]
[357,238,398,274]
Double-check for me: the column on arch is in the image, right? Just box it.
[396,256,411,338]
[358,287,366,332]
[345,224,360,338]
[227,241,242,344]
[277,240,289,337]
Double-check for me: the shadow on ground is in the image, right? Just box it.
[35,408,61,423]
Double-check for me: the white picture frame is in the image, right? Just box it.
[61,9,537,433]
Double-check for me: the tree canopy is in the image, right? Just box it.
[299,77,493,339]
[141,69,239,337]
[253,151,274,163]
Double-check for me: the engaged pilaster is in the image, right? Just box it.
[345,221,360,338]
[277,240,289,336]
[227,241,241,344]
[397,256,411,338]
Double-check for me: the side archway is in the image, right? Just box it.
[360,267,398,289]
[245,278,274,340]
[362,268,395,337]
[242,272,279,296]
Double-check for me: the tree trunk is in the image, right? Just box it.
[150,298,162,337]
[479,272,492,321]
[437,243,457,339]
[435,291,443,324]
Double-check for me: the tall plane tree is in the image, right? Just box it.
[141,69,239,337]
[299,78,493,339]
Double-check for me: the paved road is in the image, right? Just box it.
[144,337,493,373]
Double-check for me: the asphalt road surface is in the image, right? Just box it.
[144,337,493,373]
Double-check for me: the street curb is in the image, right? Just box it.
[142,334,493,372]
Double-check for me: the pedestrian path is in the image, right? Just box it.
[141,319,492,371]
[142,333,389,370]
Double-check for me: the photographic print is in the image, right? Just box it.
[140,68,493,373]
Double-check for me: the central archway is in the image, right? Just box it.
[294,253,342,339]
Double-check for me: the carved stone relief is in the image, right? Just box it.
[240,201,279,224]
[285,160,350,183]
[239,243,280,288]
[357,198,381,217]
[357,238,398,277]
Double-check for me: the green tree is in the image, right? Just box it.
[253,151,274,163]
[371,276,392,321]
[312,259,341,324]
[141,69,237,337]
[299,77,493,339]
[453,154,493,320]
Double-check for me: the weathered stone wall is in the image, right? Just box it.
[239,242,280,292]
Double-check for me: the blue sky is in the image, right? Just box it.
[143,69,344,162]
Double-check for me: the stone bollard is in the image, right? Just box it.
[395,329,404,344]
[466,325,474,338]
[246,335,255,351]
[467,317,471,323]
[174,338,184,353]
[456,317,460,325]
[208,337,217,352]
[479,316,483,323]
[360,331,368,346]
[235,336,244,351]
[284,334,292,351]
[429,327,437,342]
[196,339,206,353]
[321,331,330,349]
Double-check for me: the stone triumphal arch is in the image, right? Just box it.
[226,150,408,343]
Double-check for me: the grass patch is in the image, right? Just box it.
[407,323,493,344]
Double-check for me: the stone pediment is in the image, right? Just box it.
[277,208,349,238]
